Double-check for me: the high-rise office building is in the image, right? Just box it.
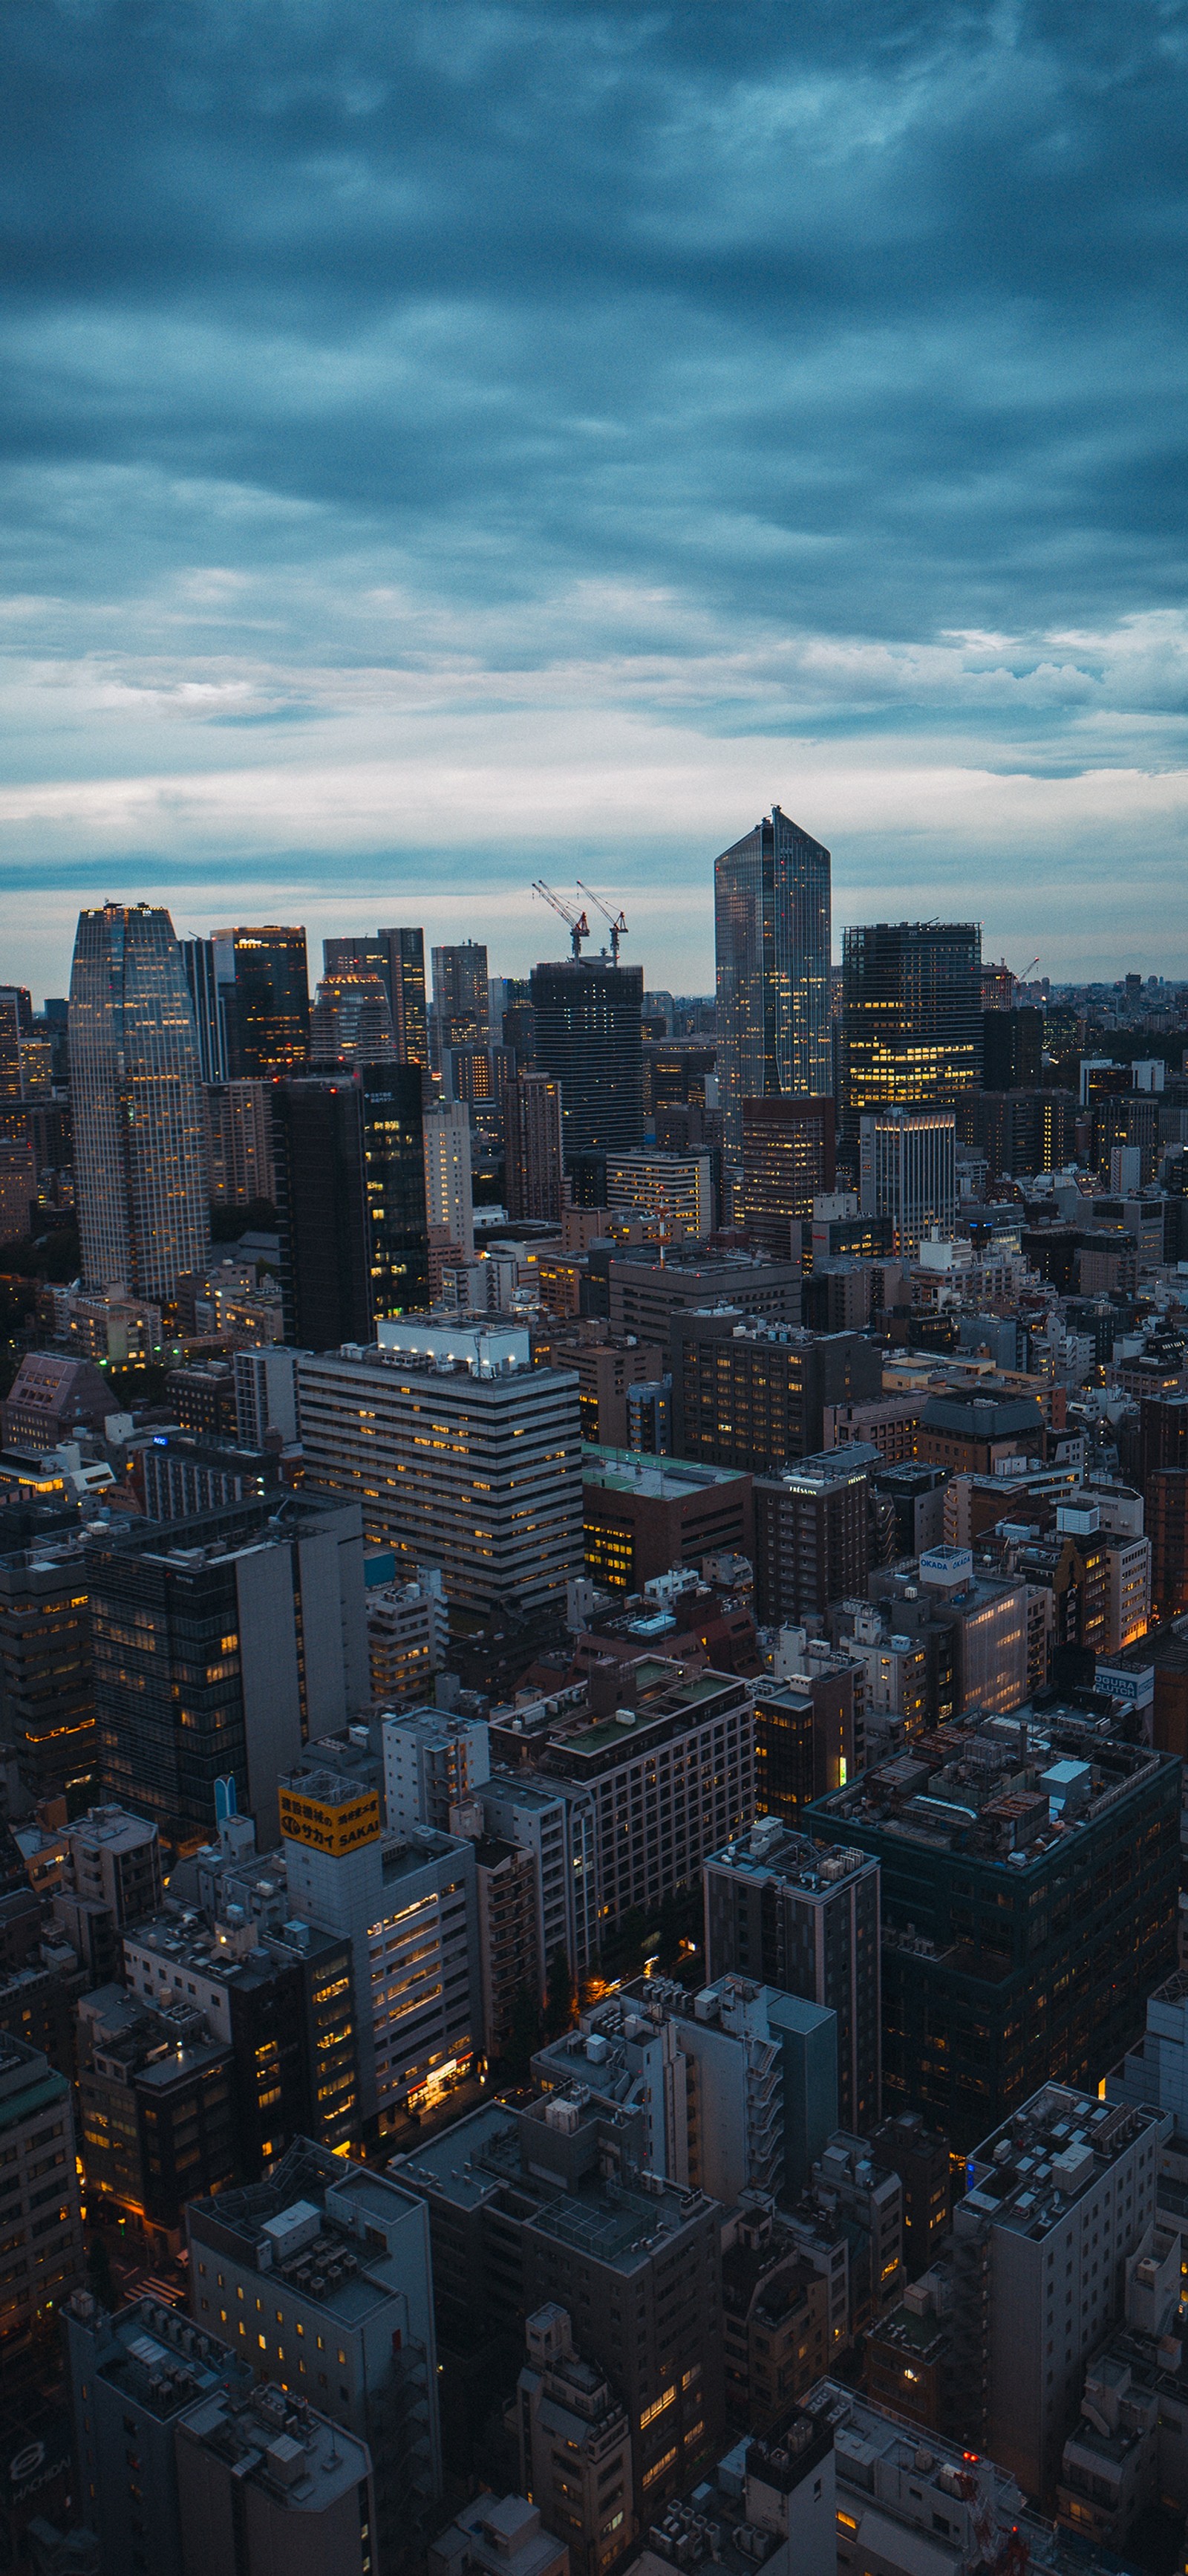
[704,1818,881,2136]
[423,1097,474,1257]
[753,1446,882,1627]
[529,957,644,1157]
[274,1073,372,1347]
[605,1148,711,1240]
[982,1004,1042,1091]
[0,983,51,1105]
[950,2086,1163,2505]
[808,1709,1179,2147]
[323,930,429,1067]
[310,969,398,1065]
[0,1533,102,1803]
[279,1770,479,2123]
[394,2094,723,2520]
[741,1096,835,1255]
[381,926,429,1067]
[431,940,489,1064]
[670,1313,884,1473]
[859,1105,957,1255]
[212,925,310,1076]
[179,936,229,1082]
[296,1330,583,1615]
[91,1492,369,1847]
[274,1064,428,1344]
[323,932,390,983]
[187,2141,442,2569]
[0,2032,85,2338]
[840,921,982,1140]
[505,1070,564,1223]
[69,902,208,1298]
[202,1078,275,1206]
[362,1061,430,1316]
[713,807,832,1154]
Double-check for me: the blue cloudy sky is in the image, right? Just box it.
[2,0,1187,998]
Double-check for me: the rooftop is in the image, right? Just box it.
[582,1446,751,1497]
[186,2138,425,2320]
[962,2084,1165,2239]
[178,2379,371,2509]
[394,2098,713,2268]
[807,1705,1173,1873]
[706,1818,876,1889]
[66,2291,247,2420]
[761,1443,882,1494]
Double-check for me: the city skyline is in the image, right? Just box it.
[1,6,1187,991]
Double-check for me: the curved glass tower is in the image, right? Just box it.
[714,805,832,1153]
[69,902,208,1298]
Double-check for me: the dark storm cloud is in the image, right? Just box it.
[1,0,1188,995]
[1,0,1185,642]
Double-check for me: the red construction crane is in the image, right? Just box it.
[576,881,629,966]
[532,881,590,960]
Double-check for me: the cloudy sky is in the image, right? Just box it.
[2,0,1187,1000]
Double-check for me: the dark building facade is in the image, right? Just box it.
[703,1821,881,2135]
[840,921,982,1142]
[670,1313,883,1473]
[753,1447,881,1626]
[741,1096,836,1257]
[91,1494,367,1850]
[275,1064,428,1346]
[807,1714,1181,2147]
[216,925,310,1077]
[505,1070,564,1223]
[0,1537,98,1804]
[529,957,644,1157]
[982,1007,1042,1092]
[382,926,429,1067]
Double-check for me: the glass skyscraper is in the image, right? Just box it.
[840,920,982,1141]
[68,901,208,1299]
[713,805,832,1154]
[529,956,644,1157]
[212,924,310,1076]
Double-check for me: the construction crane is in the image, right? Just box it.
[576,881,629,966]
[532,881,589,960]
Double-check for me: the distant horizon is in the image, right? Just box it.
[6,862,1187,1013]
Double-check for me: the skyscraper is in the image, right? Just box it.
[423,1097,474,1256]
[431,940,489,1065]
[840,920,982,1139]
[91,1491,369,1847]
[741,1095,836,1255]
[714,806,832,1154]
[69,901,208,1298]
[212,925,310,1075]
[380,926,429,1067]
[859,1105,957,1255]
[529,957,644,1156]
[274,1065,428,1345]
[178,936,228,1082]
[505,1071,564,1221]
[310,969,398,1065]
